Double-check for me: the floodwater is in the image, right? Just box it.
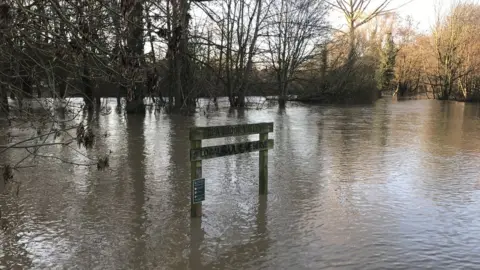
[2,98,480,269]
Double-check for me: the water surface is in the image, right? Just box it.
[2,99,480,269]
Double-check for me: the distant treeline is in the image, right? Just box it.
[2,0,480,115]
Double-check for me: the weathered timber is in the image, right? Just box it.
[190,122,273,140]
[259,133,268,195]
[190,139,274,161]
[189,122,274,219]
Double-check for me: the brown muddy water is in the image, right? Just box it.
[2,98,480,269]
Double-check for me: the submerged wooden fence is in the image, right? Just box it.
[189,122,274,217]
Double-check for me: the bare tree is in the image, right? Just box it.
[264,0,329,108]
[0,0,121,181]
[431,0,474,100]
[393,16,423,97]
[198,0,273,107]
[328,0,393,65]
[0,0,11,114]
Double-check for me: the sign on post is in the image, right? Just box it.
[192,178,205,204]
[189,122,274,218]
[190,140,274,161]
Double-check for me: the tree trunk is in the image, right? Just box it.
[347,25,356,65]
[117,92,122,107]
[82,60,94,109]
[238,90,246,108]
[277,71,288,108]
[278,96,287,108]
[169,0,193,110]
[167,56,174,109]
[125,0,145,113]
[57,71,67,98]
[174,55,183,109]
[0,84,8,114]
[96,96,101,107]
[320,45,328,91]
[439,74,452,100]
[181,44,194,108]
[21,69,32,98]
[117,86,122,107]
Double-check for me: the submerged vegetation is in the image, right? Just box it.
[0,0,404,115]
[0,0,479,113]
[1,0,480,178]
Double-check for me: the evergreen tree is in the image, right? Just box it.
[377,32,398,92]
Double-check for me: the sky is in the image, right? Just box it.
[146,0,464,54]
[329,0,460,33]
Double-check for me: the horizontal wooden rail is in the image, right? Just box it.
[190,139,274,161]
[190,122,273,140]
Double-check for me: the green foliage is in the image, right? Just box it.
[340,59,380,104]
[377,32,397,92]
[298,56,380,105]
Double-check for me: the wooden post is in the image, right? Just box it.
[259,132,268,195]
[189,122,274,218]
[191,139,202,217]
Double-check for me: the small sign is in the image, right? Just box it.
[190,139,274,161]
[192,178,205,204]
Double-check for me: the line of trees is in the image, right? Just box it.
[1,0,405,115]
[378,1,480,101]
[2,0,480,117]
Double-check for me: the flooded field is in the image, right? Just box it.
[2,98,480,269]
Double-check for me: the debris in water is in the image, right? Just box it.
[76,123,95,149]
[2,164,13,185]
[84,127,95,149]
[97,155,110,171]
[76,123,85,147]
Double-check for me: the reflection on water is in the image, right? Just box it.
[2,99,480,269]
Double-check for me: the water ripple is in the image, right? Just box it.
[2,99,480,269]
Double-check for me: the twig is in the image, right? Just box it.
[24,148,97,167]
[0,140,74,149]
